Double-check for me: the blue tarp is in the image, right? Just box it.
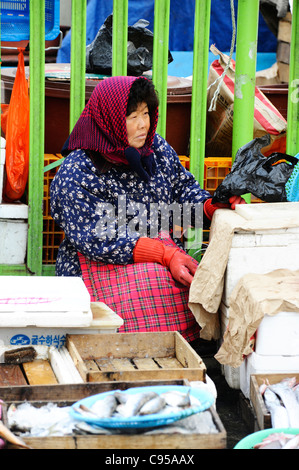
[57,0,277,66]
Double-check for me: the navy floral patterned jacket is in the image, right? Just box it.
[50,134,212,276]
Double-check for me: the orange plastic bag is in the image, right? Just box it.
[3,48,30,201]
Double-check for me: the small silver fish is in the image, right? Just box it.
[114,391,129,404]
[139,396,166,415]
[282,434,299,449]
[90,394,118,418]
[160,390,191,408]
[254,432,299,450]
[293,384,299,404]
[262,387,289,428]
[73,406,96,419]
[116,391,158,417]
[269,378,299,428]
[0,420,31,449]
[74,421,112,435]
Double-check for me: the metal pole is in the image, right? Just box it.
[70,0,87,132]
[152,0,171,138]
[112,0,128,76]
[232,0,259,203]
[286,0,299,155]
[27,0,45,275]
[189,0,211,187]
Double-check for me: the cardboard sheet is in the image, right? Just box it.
[214,269,299,368]
[188,206,299,341]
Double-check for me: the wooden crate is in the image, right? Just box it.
[1,381,226,449]
[66,332,206,383]
[250,373,299,430]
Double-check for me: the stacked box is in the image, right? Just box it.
[43,154,64,264]
[0,203,28,264]
[203,157,232,196]
[0,276,123,354]
[277,12,292,83]
[216,203,299,391]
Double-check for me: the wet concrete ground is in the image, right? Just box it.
[191,340,253,449]
[204,356,252,449]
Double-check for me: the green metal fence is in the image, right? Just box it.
[0,0,298,276]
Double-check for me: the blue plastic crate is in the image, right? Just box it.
[0,0,60,42]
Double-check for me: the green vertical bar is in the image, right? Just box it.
[232,0,259,204]
[112,0,128,76]
[27,0,45,275]
[189,0,211,186]
[188,0,211,259]
[286,0,299,155]
[70,0,87,132]
[152,0,171,137]
[232,0,259,160]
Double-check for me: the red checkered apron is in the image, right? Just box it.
[78,238,200,342]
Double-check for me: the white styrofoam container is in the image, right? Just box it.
[219,304,299,389]
[0,202,28,264]
[221,363,241,390]
[235,202,299,221]
[0,218,28,264]
[255,311,299,356]
[240,351,299,398]
[222,227,299,306]
[0,276,92,326]
[218,203,299,306]
[0,276,124,357]
[0,138,5,204]
[0,202,28,219]
[219,305,241,389]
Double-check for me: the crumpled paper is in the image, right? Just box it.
[215,269,299,368]
[188,206,299,341]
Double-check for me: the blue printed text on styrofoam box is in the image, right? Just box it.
[10,333,66,348]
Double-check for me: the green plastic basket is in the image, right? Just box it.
[234,428,299,449]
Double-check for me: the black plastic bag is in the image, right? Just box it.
[86,14,173,76]
[212,134,299,203]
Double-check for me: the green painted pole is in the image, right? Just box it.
[70,0,87,132]
[286,0,299,156]
[112,0,128,76]
[152,0,171,138]
[186,0,211,260]
[189,0,211,187]
[232,0,259,203]
[27,0,45,275]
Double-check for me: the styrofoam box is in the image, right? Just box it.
[220,302,299,356]
[240,352,299,398]
[0,202,28,264]
[255,311,299,356]
[219,304,299,389]
[0,277,123,355]
[0,276,92,326]
[219,304,241,389]
[221,204,299,306]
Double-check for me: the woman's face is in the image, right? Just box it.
[126,102,150,149]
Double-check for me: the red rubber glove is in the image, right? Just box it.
[133,237,197,287]
[228,195,247,209]
[168,250,198,287]
[204,196,247,220]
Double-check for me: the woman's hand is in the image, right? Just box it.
[204,195,247,219]
[228,195,247,209]
[168,250,198,287]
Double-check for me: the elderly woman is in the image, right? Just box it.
[50,76,244,344]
